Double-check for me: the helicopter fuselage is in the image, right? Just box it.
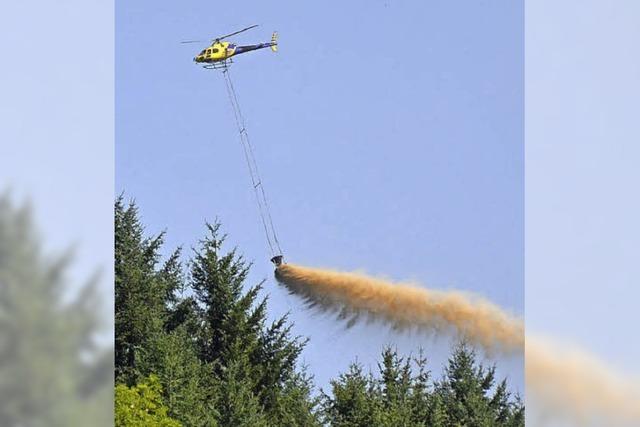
[193,32,278,65]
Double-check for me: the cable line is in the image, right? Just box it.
[221,67,284,265]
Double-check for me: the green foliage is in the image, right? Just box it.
[435,342,524,426]
[214,358,268,427]
[115,197,169,383]
[323,364,380,426]
[115,199,320,426]
[324,344,524,427]
[136,328,216,426]
[190,221,320,426]
[114,197,524,427]
[115,375,181,427]
[273,370,322,427]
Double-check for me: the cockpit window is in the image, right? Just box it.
[206,49,212,54]
[200,50,206,55]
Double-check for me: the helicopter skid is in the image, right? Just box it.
[203,59,233,70]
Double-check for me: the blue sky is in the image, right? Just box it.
[117,0,524,390]
[526,0,640,376]
[1,0,114,308]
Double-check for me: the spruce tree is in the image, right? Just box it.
[378,347,414,424]
[115,197,214,426]
[113,198,526,427]
[115,197,169,383]
[323,363,379,427]
[325,343,524,427]
[189,222,319,425]
[435,341,524,427]
[137,328,215,426]
[409,348,432,424]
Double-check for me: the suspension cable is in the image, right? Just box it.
[221,66,283,258]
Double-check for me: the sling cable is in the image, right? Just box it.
[222,67,284,266]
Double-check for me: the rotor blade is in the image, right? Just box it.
[180,40,205,44]
[215,24,258,41]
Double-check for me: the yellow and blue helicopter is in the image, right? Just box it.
[183,25,277,69]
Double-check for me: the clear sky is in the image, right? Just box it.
[526,0,640,376]
[116,0,524,391]
[1,0,114,308]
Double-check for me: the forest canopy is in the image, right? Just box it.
[114,197,524,426]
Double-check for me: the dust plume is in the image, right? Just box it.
[275,263,524,353]
[526,335,640,425]
[274,263,640,424]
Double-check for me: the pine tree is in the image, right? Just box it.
[325,343,524,427]
[189,222,319,425]
[115,196,169,383]
[323,363,379,427]
[426,392,448,427]
[115,200,321,426]
[253,314,309,417]
[272,369,321,427]
[215,358,268,427]
[116,197,216,426]
[377,347,414,425]
[409,348,431,424]
[113,198,526,427]
[435,341,524,427]
[137,328,215,426]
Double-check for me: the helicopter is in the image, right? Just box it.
[182,25,278,69]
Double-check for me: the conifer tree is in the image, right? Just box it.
[325,343,524,427]
[189,222,319,425]
[378,347,414,424]
[114,198,525,427]
[137,328,215,426]
[409,349,432,423]
[115,198,214,426]
[323,364,379,426]
[115,197,169,383]
[435,342,524,427]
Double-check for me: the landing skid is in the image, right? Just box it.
[203,59,233,70]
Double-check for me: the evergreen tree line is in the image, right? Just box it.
[115,197,524,426]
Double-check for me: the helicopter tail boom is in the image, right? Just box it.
[234,33,278,56]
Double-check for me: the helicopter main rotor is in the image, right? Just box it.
[180,24,259,45]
